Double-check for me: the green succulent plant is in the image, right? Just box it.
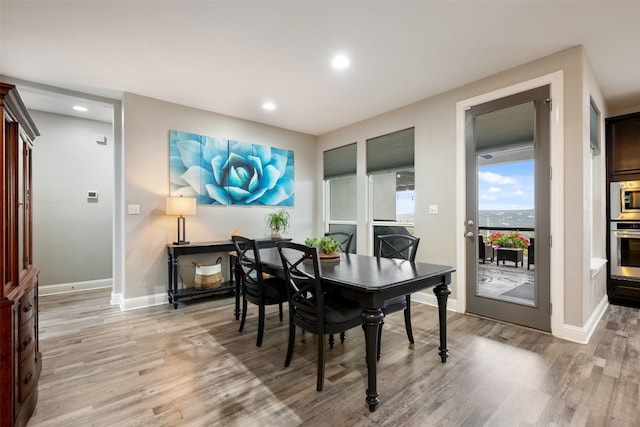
[305,236,342,254]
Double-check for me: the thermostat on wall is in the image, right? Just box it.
[87,190,98,199]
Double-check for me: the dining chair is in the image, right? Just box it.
[375,233,420,360]
[324,231,354,346]
[233,235,288,347]
[277,241,363,391]
[324,231,353,253]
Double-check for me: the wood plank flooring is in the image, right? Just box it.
[28,289,640,426]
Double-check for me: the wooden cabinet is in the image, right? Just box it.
[607,111,640,179]
[0,82,41,427]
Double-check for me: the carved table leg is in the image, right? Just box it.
[361,307,384,412]
[434,283,451,362]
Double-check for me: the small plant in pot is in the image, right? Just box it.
[305,236,342,259]
[265,209,290,238]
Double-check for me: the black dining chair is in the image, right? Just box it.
[375,233,420,360]
[277,241,362,391]
[324,231,354,346]
[233,235,288,347]
[324,231,353,253]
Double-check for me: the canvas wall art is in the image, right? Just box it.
[169,130,294,206]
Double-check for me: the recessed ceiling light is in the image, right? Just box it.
[332,54,350,70]
[73,105,88,112]
[262,101,276,111]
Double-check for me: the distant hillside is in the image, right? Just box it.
[479,209,535,228]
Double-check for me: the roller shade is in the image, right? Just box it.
[366,127,414,174]
[475,101,534,152]
[323,142,357,179]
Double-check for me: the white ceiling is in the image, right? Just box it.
[2,1,639,135]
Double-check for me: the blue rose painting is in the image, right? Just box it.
[169,130,294,206]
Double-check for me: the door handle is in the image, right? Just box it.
[465,232,474,238]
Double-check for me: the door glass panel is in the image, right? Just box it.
[477,155,534,306]
[475,103,535,307]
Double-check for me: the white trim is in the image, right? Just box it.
[119,292,167,311]
[455,71,565,337]
[39,278,112,296]
[557,295,608,344]
[110,291,123,308]
[413,291,458,313]
[590,257,607,278]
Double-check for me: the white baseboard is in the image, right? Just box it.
[555,295,609,344]
[414,290,608,345]
[120,292,167,311]
[413,291,458,313]
[39,278,112,296]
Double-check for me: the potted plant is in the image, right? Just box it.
[265,209,290,238]
[487,231,529,249]
[305,236,342,259]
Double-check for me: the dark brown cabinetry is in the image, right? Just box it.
[607,112,640,179]
[0,82,41,427]
[606,111,640,307]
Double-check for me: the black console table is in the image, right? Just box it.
[167,238,289,310]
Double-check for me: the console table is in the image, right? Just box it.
[167,238,289,310]
[496,247,524,267]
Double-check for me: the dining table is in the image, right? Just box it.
[256,247,455,412]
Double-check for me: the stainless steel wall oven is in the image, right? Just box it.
[610,221,640,281]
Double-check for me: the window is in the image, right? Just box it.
[324,143,357,253]
[367,128,415,253]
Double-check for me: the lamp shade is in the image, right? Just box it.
[166,196,197,216]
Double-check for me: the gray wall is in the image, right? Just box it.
[317,46,608,336]
[32,111,114,286]
[121,93,317,301]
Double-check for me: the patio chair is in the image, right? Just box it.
[479,235,495,263]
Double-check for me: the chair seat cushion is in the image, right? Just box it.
[383,295,407,314]
[323,295,362,324]
[263,277,288,301]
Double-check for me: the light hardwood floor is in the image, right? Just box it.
[28,289,640,426]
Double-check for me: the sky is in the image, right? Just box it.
[478,160,534,210]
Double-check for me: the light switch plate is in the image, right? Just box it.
[429,205,438,215]
[128,204,141,215]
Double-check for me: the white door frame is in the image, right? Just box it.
[455,71,564,337]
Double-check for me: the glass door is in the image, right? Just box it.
[465,86,551,332]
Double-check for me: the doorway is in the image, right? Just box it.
[464,85,551,332]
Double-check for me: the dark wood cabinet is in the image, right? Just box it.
[606,111,640,307]
[0,82,41,427]
[607,111,640,180]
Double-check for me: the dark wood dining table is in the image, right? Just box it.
[257,247,455,412]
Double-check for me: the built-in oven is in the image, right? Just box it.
[610,221,640,281]
[611,180,640,221]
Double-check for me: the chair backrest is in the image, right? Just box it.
[375,234,420,261]
[232,235,264,299]
[324,231,353,253]
[478,235,487,256]
[277,241,325,333]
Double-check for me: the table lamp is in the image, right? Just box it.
[166,196,197,245]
